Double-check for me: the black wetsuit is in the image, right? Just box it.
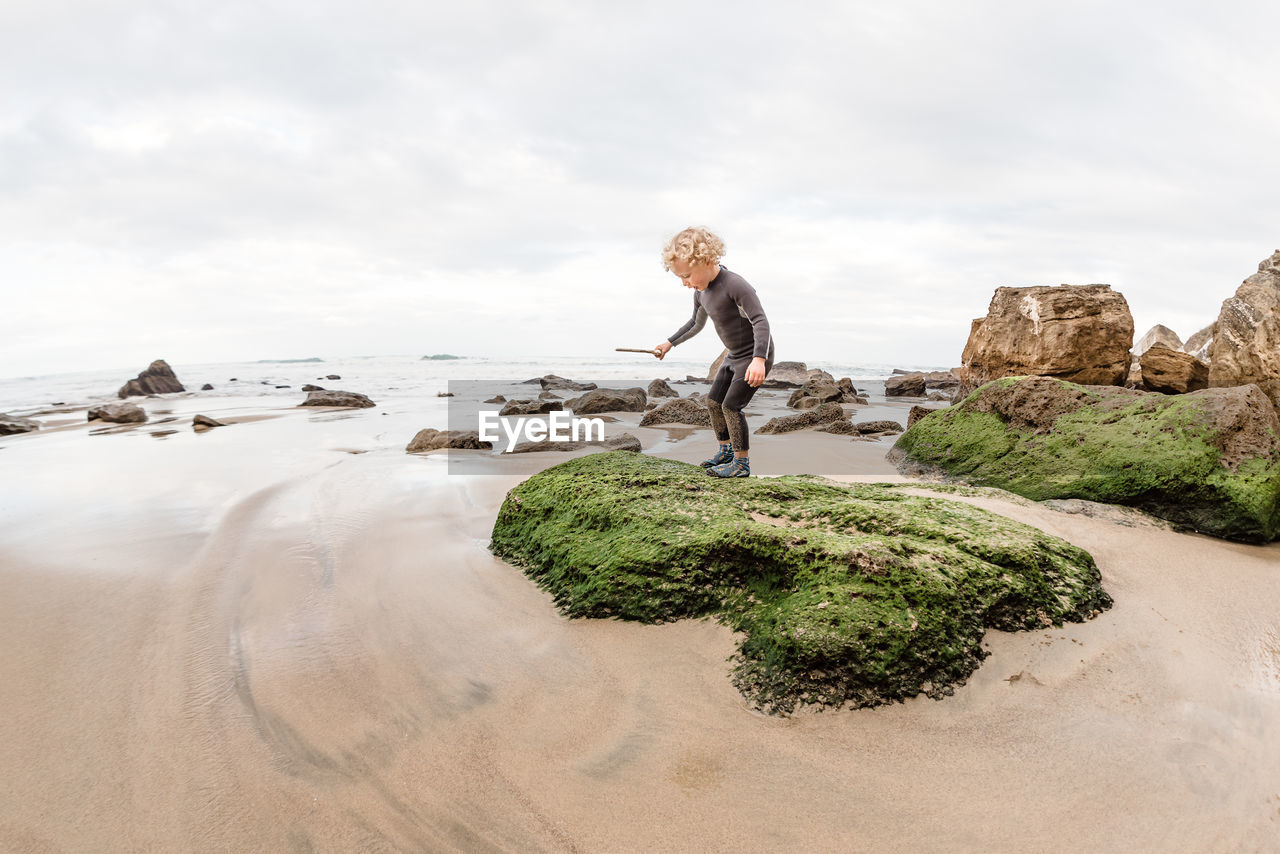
[667,266,775,451]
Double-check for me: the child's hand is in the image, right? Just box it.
[746,357,766,387]
[654,341,672,360]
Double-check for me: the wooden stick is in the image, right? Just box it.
[615,347,661,356]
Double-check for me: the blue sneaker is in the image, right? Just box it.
[700,443,734,467]
[707,457,750,478]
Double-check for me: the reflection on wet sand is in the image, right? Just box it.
[2,399,1279,851]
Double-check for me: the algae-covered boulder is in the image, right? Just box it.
[890,376,1280,543]
[491,452,1110,713]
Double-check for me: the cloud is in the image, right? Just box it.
[1,0,1278,377]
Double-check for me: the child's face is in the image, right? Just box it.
[670,258,719,291]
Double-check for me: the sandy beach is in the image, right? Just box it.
[2,384,1279,853]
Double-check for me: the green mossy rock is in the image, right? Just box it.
[490,451,1110,714]
[891,376,1280,543]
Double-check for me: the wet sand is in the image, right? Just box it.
[1,391,1279,852]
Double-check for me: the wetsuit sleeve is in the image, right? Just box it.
[731,282,772,359]
[667,295,707,346]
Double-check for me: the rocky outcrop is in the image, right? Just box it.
[539,375,598,392]
[300,390,376,408]
[1140,344,1209,394]
[192,414,225,430]
[406,429,493,452]
[1134,324,1183,355]
[647,378,678,398]
[565,388,647,414]
[815,420,855,434]
[885,373,926,397]
[491,451,1109,713]
[707,349,728,381]
[639,398,712,427]
[787,380,844,409]
[958,285,1134,396]
[854,420,904,435]
[907,406,941,429]
[118,360,184,398]
[762,361,809,388]
[755,402,846,434]
[1182,324,1214,363]
[88,402,147,423]
[499,399,563,416]
[504,433,642,454]
[891,376,1280,543]
[0,414,40,435]
[1209,250,1280,408]
[922,370,961,390]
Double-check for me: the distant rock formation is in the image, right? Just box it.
[1134,324,1183,355]
[707,349,728,381]
[1209,250,1280,408]
[118,360,184,398]
[0,413,40,435]
[88,402,147,423]
[647,378,678,398]
[639,397,712,427]
[762,361,809,388]
[499,399,562,416]
[885,373,926,397]
[958,284,1134,397]
[565,388,647,414]
[300,390,376,408]
[539,375,598,392]
[406,429,493,452]
[1182,324,1214,363]
[1140,344,1209,394]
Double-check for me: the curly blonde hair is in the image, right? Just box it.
[662,226,725,271]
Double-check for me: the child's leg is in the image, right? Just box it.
[705,362,734,444]
[721,371,763,456]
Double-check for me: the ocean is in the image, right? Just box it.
[0,354,949,418]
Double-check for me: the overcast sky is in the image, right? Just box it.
[3,0,1278,378]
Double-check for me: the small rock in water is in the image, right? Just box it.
[193,414,226,430]
[88,402,147,424]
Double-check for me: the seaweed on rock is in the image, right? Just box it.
[892,376,1280,543]
[490,451,1110,714]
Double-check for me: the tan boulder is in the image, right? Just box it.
[1140,344,1209,394]
[958,284,1134,396]
[1134,324,1182,355]
[1208,250,1280,408]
